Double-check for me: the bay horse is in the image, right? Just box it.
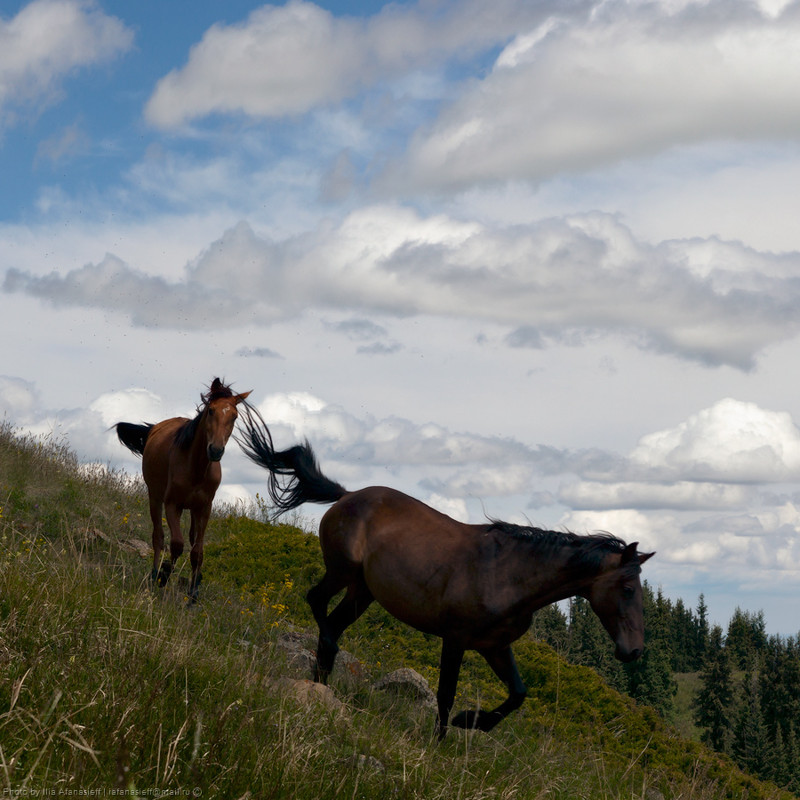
[115,378,251,602]
[237,413,654,738]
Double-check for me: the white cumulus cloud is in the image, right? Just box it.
[144,0,562,129]
[397,0,800,189]
[0,0,132,126]
[558,480,756,511]
[630,398,800,482]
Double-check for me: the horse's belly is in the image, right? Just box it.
[364,563,482,639]
[374,595,445,637]
[365,557,531,648]
[363,565,444,630]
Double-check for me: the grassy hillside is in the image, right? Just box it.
[0,422,795,799]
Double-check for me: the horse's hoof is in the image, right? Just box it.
[451,710,501,732]
[451,710,479,730]
[186,573,201,605]
[157,562,173,587]
[312,667,330,685]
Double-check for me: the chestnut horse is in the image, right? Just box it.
[237,414,655,738]
[115,378,251,602]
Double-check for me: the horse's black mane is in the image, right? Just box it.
[487,519,628,572]
[174,378,237,450]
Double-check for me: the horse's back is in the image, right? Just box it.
[320,486,462,552]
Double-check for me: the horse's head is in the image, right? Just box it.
[585,543,655,663]
[202,378,252,462]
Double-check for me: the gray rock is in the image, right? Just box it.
[277,632,364,686]
[277,632,317,676]
[274,678,347,716]
[372,667,436,708]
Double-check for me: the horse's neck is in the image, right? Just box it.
[187,418,210,476]
[510,540,606,608]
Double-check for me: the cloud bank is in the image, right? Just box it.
[6,207,800,369]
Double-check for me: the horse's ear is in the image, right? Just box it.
[235,390,252,404]
[211,377,223,390]
[638,550,655,565]
[620,542,639,565]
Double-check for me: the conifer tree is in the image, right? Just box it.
[626,583,676,717]
[785,722,800,794]
[732,664,770,779]
[693,625,733,753]
[531,602,569,653]
[670,597,693,672]
[759,634,800,742]
[694,593,709,669]
[625,638,676,718]
[567,596,625,691]
[771,724,788,788]
[726,608,767,670]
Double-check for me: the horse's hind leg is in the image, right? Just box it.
[306,573,373,684]
[451,645,527,733]
[318,579,374,682]
[307,572,344,628]
[307,572,346,681]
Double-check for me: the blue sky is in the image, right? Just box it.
[2,0,800,634]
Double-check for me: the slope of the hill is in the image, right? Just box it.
[0,423,794,799]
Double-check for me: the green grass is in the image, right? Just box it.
[673,672,703,741]
[0,422,796,799]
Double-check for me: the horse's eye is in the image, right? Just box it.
[622,586,635,599]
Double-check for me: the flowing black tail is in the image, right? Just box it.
[236,406,348,516]
[115,422,154,457]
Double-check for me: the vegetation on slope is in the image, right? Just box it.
[0,423,795,799]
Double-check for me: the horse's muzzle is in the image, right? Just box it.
[616,646,642,663]
[207,445,225,462]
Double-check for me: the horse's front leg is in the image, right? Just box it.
[451,645,527,733]
[160,501,184,587]
[148,494,165,584]
[436,639,465,740]
[187,506,210,604]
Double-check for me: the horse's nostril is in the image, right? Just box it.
[615,645,642,663]
[208,445,225,462]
